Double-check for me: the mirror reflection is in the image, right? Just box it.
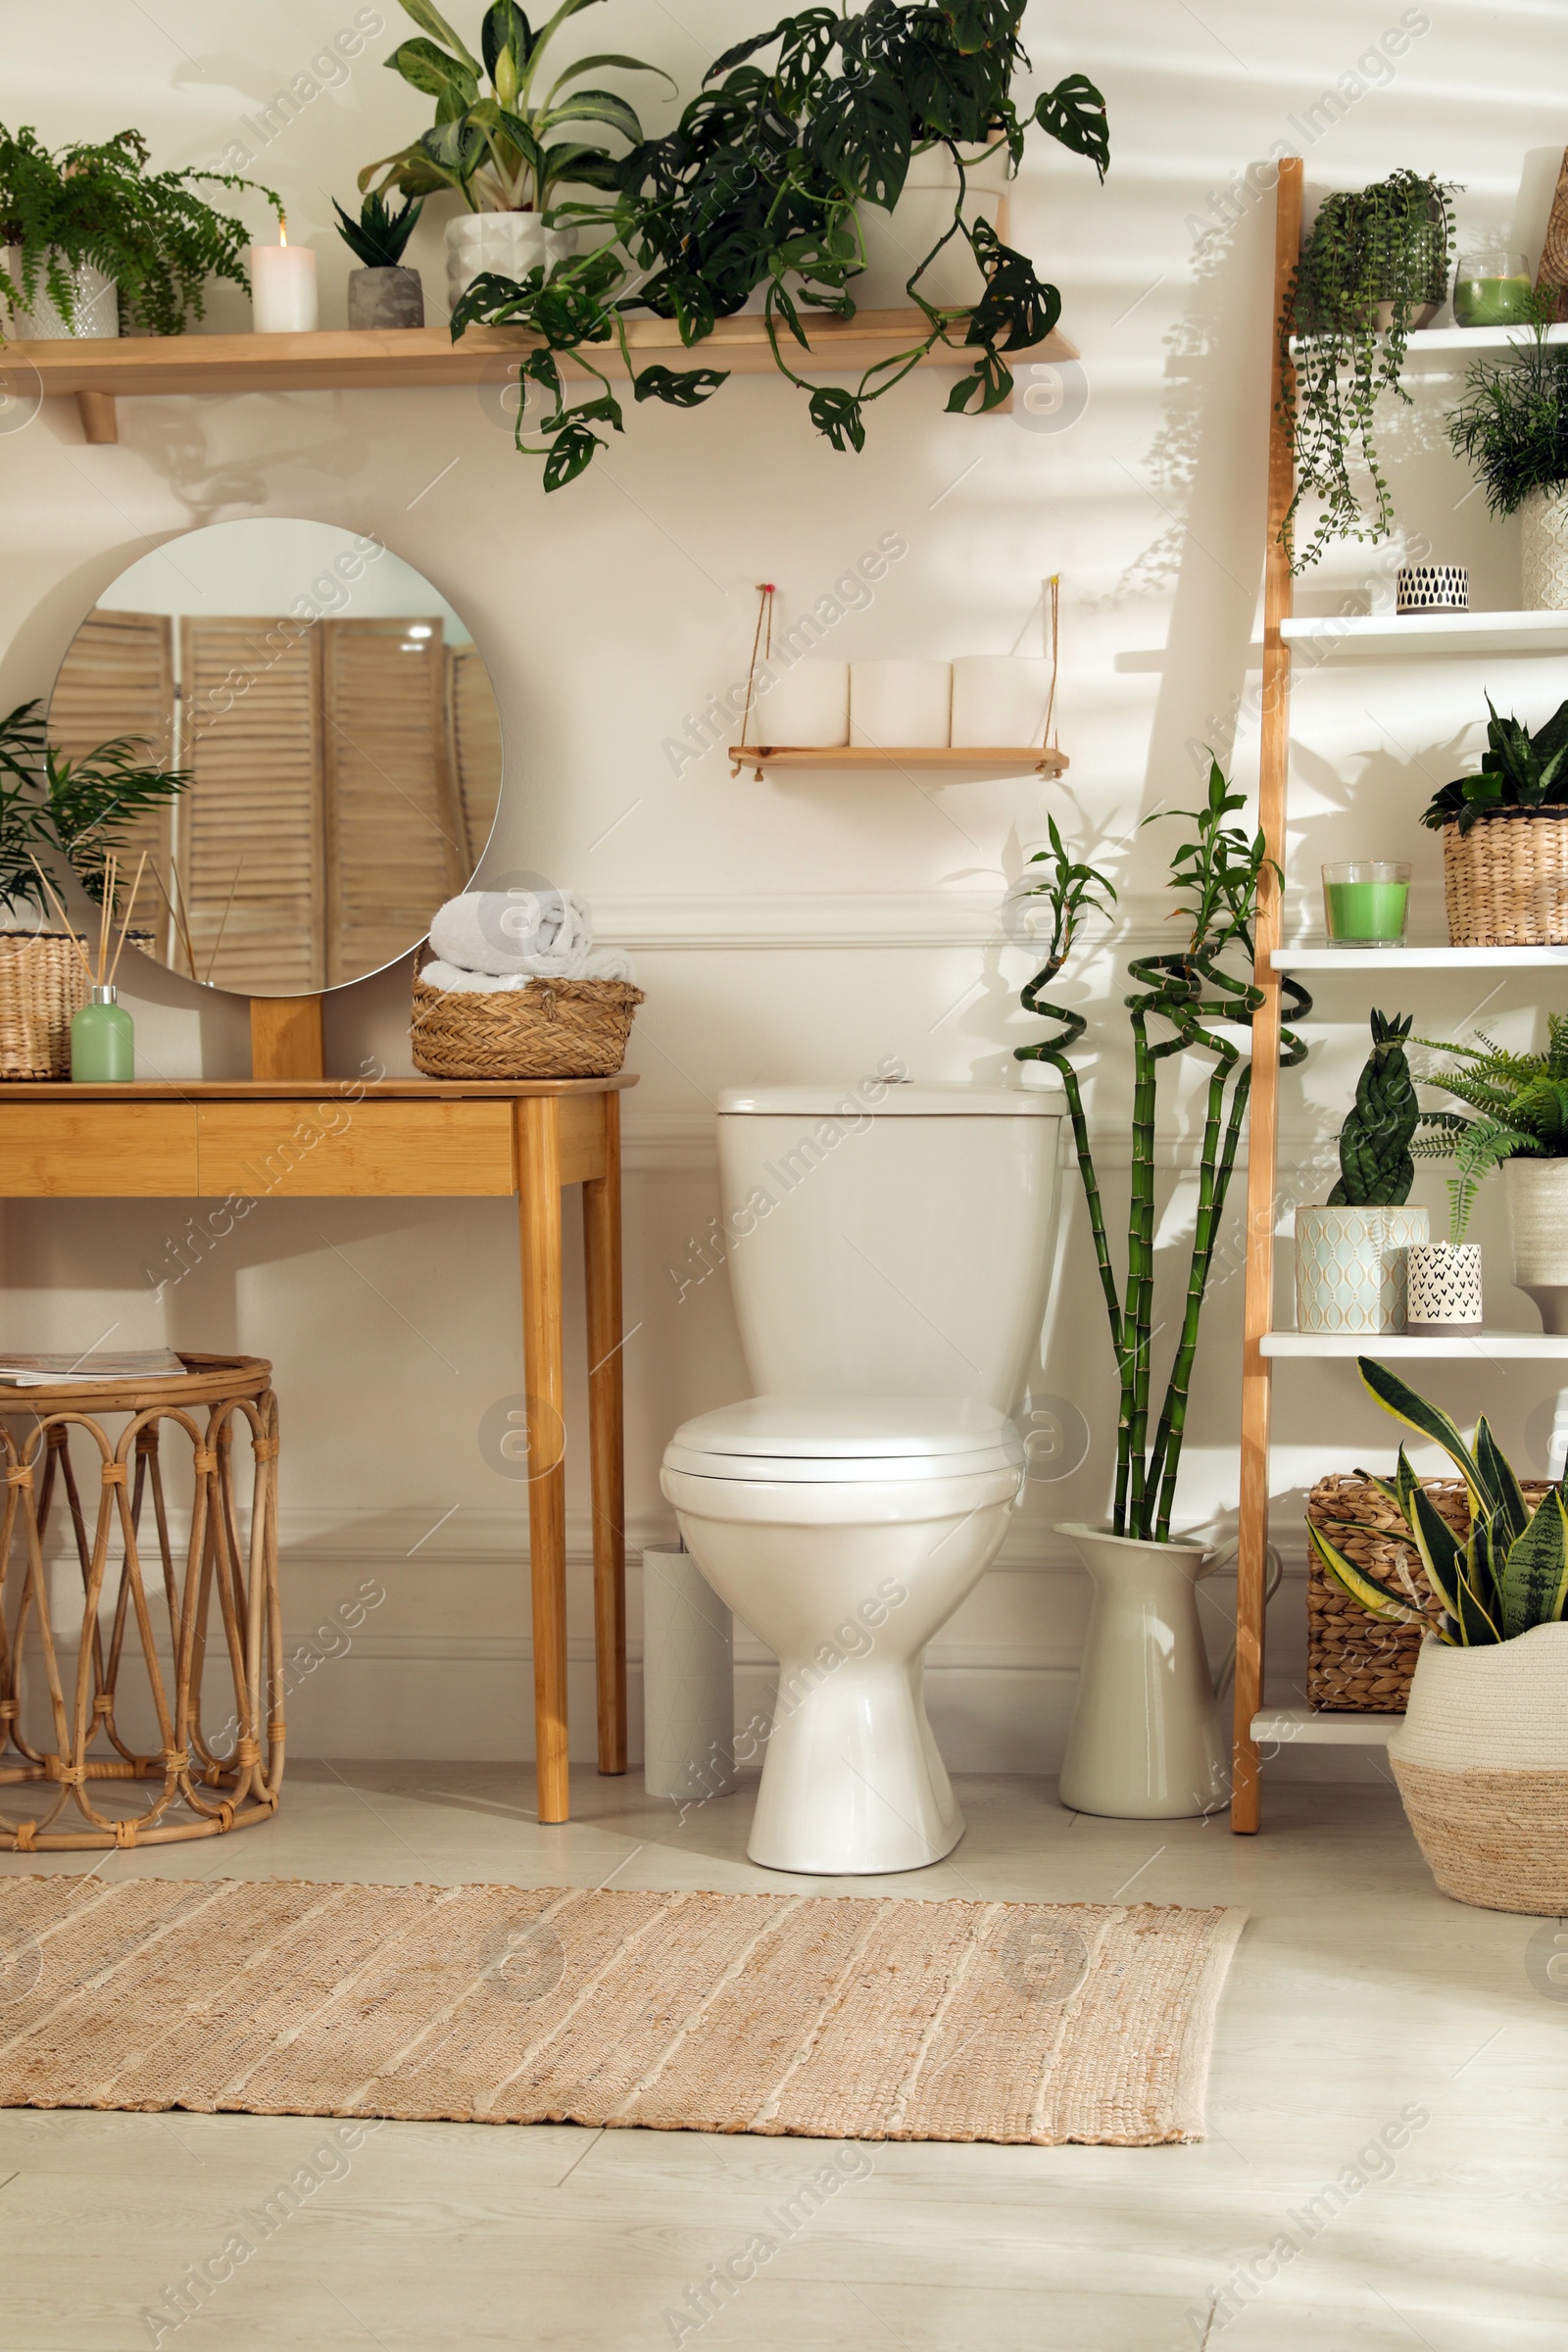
[49,518,503,998]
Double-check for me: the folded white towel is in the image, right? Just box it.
[422,951,635,992]
[429,888,595,977]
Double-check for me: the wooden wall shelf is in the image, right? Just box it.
[7,313,1080,445]
[731,744,1069,779]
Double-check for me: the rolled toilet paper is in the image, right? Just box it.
[750,658,850,748]
[642,1546,736,1804]
[950,656,1056,748]
[850,660,953,749]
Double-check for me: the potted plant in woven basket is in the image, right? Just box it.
[1447,313,1568,610]
[1308,1358,1568,1914]
[1295,1010,1428,1334]
[1421,695,1568,946]
[0,700,185,1080]
[1415,1016,1568,1332]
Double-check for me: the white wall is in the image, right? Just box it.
[3,0,1565,1788]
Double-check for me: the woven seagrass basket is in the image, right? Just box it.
[411,958,644,1080]
[1305,1473,1553,1710]
[0,930,90,1080]
[1444,809,1568,946]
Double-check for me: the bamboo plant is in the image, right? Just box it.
[1309,1357,1568,1646]
[1012,765,1310,1543]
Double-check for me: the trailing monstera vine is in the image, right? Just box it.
[439,0,1108,487]
[1011,768,1310,1543]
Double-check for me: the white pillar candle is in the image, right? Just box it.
[250,222,318,333]
[751,659,850,748]
[950,656,1056,747]
[642,1546,735,1803]
[850,659,952,748]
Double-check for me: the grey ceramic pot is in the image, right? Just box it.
[347,267,424,330]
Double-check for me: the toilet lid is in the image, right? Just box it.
[663,1396,1024,1483]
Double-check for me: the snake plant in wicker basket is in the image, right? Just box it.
[1329,1009,1419,1205]
[1309,1357,1568,1645]
[1011,764,1311,1542]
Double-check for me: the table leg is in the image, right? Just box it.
[518,1100,569,1824]
[583,1092,627,1775]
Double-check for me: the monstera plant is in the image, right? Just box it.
[438,0,1109,488]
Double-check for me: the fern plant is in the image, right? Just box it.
[1012,766,1310,1543]
[1447,312,1568,516]
[1420,696,1568,835]
[0,124,278,337]
[0,699,187,920]
[1329,1009,1418,1205]
[1309,1357,1568,1647]
[1413,1017,1568,1242]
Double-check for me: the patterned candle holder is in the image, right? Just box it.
[1406,1242,1484,1333]
[1397,564,1469,614]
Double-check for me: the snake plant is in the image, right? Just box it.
[1012,764,1310,1543]
[1419,696,1568,835]
[1329,1009,1418,1206]
[1413,1015,1568,1242]
[1308,1357,1568,1645]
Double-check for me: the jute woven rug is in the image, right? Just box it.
[0,1878,1246,2145]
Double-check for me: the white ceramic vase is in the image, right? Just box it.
[1056,1523,1229,1819]
[641,1545,735,1806]
[849,660,952,748]
[1294,1204,1429,1334]
[1388,1623,1568,1912]
[3,247,118,338]
[1505,1157,1568,1332]
[1406,1241,1484,1331]
[445,213,579,314]
[1521,485,1568,612]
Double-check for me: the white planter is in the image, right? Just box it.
[1505,1156,1568,1331]
[857,181,1004,309]
[849,660,952,748]
[641,1545,735,1806]
[1294,1204,1428,1334]
[1388,1623,1568,1912]
[949,657,1055,749]
[751,659,850,748]
[445,213,580,315]
[3,247,118,338]
[1406,1240,1483,1331]
[1056,1523,1228,1819]
[1521,486,1568,612]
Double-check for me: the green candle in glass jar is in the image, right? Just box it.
[1322,862,1411,947]
[1452,250,1535,328]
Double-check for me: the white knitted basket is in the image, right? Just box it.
[1521,486,1568,612]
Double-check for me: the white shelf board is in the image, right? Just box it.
[1402,322,1568,363]
[1263,1331,1568,1358]
[1271,944,1568,971]
[1252,1707,1398,1747]
[1281,610,1568,655]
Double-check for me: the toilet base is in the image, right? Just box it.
[750,1655,962,1875]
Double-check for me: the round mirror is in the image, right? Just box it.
[49,519,503,998]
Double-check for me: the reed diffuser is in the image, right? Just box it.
[29,853,146,1082]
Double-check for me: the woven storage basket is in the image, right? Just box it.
[0,930,90,1080]
[1444,809,1568,946]
[1305,1473,1553,1711]
[411,961,644,1080]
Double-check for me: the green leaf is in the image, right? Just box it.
[1499,1489,1568,1638]
[808,385,865,452]
[1307,1523,1431,1626]
[632,364,727,408]
[1356,1357,1488,1506]
[1408,1483,1465,1623]
[542,416,607,489]
[546,52,675,99]
[808,73,912,210]
[964,223,1060,351]
[1475,1415,1530,1544]
[482,1,532,79]
[537,89,646,144]
[385,35,479,103]
[397,0,481,73]
[1033,72,1109,182]
[1456,1522,1503,1644]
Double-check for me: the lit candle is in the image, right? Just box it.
[250,216,318,334]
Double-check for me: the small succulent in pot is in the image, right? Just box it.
[333,189,425,329]
[1296,1010,1426,1336]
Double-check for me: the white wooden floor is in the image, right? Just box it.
[1,1765,1563,2350]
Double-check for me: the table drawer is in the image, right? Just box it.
[0,1104,199,1195]
[198,1101,516,1197]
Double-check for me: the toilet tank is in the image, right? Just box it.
[715,1078,1066,1411]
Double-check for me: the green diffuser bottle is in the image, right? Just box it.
[71,984,134,1081]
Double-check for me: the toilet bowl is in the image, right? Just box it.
[659,1078,1066,1877]
[662,1396,1024,1874]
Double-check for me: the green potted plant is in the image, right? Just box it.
[1010,771,1310,1817]
[0,123,277,340]
[440,0,1108,488]
[1295,1010,1428,1335]
[360,0,673,315]
[1419,693,1568,948]
[1414,1016,1568,1333]
[1279,170,1456,570]
[334,190,426,328]
[1447,313,1568,609]
[0,699,186,1081]
[1308,1358,1568,1914]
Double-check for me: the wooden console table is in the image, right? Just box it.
[0,1073,636,1826]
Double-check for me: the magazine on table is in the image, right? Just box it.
[0,1350,190,1388]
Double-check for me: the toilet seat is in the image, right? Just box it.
[663,1395,1023,1484]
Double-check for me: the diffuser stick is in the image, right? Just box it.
[107,853,148,989]
[97,857,116,987]
[26,857,95,986]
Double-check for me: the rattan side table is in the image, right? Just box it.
[0,1352,281,1851]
